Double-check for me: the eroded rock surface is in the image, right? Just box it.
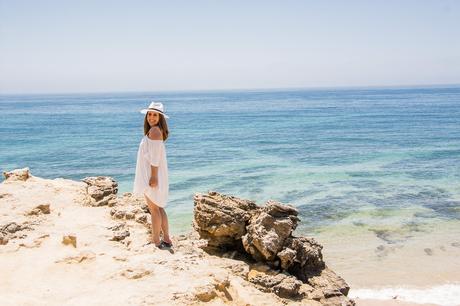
[3,167,30,181]
[82,176,118,207]
[193,191,257,248]
[194,191,354,305]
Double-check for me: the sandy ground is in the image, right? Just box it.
[356,299,439,306]
[0,175,280,305]
[1,174,454,305]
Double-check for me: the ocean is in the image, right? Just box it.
[1,86,460,304]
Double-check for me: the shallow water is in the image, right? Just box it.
[1,87,460,294]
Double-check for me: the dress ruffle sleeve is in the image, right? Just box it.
[142,139,163,167]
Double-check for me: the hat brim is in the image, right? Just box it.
[140,109,169,118]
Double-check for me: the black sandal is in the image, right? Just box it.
[161,240,173,248]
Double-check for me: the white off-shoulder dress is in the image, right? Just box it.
[133,136,169,207]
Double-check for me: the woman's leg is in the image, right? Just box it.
[159,208,171,244]
[145,196,162,246]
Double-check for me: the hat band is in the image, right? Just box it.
[147,108,165,115]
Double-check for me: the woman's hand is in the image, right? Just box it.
[149,176,158,188]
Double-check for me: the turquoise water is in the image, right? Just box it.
[1,87,460,236]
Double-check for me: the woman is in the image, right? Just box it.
[133,101,172,249]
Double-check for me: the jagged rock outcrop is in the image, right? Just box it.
[2,167,30,181]
[82,176,118,207]
[109,193,149,226]
[194,191,354,305]
[242,200,300,262]
[193,191,257,248]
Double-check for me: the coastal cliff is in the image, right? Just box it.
[0,168,354,305]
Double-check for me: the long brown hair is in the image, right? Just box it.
[143,113,169,141]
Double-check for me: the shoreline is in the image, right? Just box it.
[350,284,460,306]
[355,299,440,306]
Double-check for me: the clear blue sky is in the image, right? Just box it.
[1,0,459,94]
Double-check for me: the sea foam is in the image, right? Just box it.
[349,283,460,305]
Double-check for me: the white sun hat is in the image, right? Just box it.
[140,101,169,118]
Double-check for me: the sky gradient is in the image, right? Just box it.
[1,0,459,94]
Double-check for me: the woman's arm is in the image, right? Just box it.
[149,165,158,187]
[147,126,163,187]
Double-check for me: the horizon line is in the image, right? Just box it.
[1,82,460,96]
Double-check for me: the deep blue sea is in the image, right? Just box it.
[1,87,460,236]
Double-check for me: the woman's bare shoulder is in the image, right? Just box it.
[148,126,163,140]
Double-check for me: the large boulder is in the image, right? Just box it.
[193,191,258,248]
[193,191,354,305]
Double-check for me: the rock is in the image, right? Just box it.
[113,210,126,219]
[242,201,298,261]
[194,274,231,302]
[247,269,285,292]
[277,247,296,270]
[285,237,325,281]
[3,167,30,181]
[135,214,148,225]
[125,211,135,220]
[62,234,77,248]
[213,274,230,292]
[27,204,51,215]
[0,232,9,245]
[141,203,149,213]
[82,176,118,207]
[273,276,303,298]
[108,199,118,207]
[95,194,117,207]
[87,186,104,200]
[264,200,299,220]
[193,191,258,248]
[121,268,151,279]
[247,267,302,298]
[306,267,350,296]
[107,223,125,231]
[192,191,353,305]
[2,222,22,234]
[110,230,130,241]
[194,284,217,302]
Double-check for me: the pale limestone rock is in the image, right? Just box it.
[27,204,51,215]
[110,230,130,242]
[82,176,118,207]
[3,167,30,181]
[2,222,22,233]
[62,234,77,248]
[121,268,151,279]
